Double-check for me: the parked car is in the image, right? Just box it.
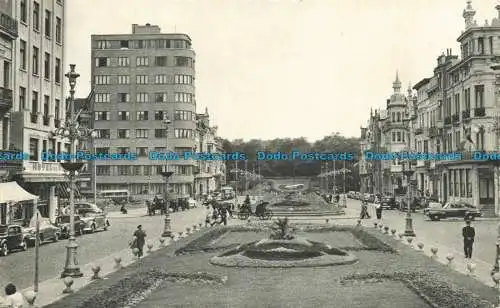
[423,202,443,216]
[425,201,481,221]
[24,217,61,246]
[55,215,86,238]
[78,209,109,233]
[380,196,398,210]
[0,224,28,256]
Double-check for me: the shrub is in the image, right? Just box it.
[269,218,295,240]
[175,228,229,255]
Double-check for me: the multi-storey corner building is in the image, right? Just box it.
[194,108,226,197]
[361,2,500,217]
[1,0,66,224]
[91,24,197,199]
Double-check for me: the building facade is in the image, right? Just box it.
[194,108,226,198]
[360,2,500,216]
[2,0,66,224]
[91,24,197,199]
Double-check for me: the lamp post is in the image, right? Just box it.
[159,118,173,237]
[402,160,416,237]
[55,64,94,278]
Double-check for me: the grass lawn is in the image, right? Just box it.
[45,224,498,308]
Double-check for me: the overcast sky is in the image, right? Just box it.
[66,0,496,141]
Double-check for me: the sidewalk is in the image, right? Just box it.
[26,206,211,307]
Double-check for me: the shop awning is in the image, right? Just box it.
[0,181,38,203]
[56,182,82,199]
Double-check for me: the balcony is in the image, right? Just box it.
[444,116,452,125]
[381,121,408,133]
[0,87,12,115]
[30,113,38,124]
[414,128,423,135]
[0,13,18,39]
[462,110,471,120]
[452,114,459,123]
[43,115,50,126]
[474,107,485,117]
[55,119,61,128]
[428,127,438,138]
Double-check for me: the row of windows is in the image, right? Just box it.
[94,128,195,139]
[95,56,194,68]
[94,74,194,85]
[96,165,194,176]
[94,74,193,85]
[20,88,61,120]
[95,147,195,157]
[94,110,194,121]
[95,39,191,50]
[19,40,62,82]
[20,0,63,44]
[95,92,194,104]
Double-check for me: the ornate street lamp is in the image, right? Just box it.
[52,65,94,278]
[402,160,416,237]
[159,118,173,237]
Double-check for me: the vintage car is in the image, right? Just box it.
[425,201,481,221]
[0,224,28,256]
[78,208,109,233]
[55,215,86,238]
[380,196,398,210]
[24,217,61,246]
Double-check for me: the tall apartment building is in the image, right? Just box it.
[1,0,66,224]
[91,24,197,199]
[360,2,500,217]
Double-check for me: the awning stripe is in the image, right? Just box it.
[55,183,82,199]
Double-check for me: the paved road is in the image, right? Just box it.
[348,199,499,269]
[0,207,206,290]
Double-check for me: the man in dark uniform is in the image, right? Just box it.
[462,220,475,259]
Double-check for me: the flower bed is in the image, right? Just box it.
[340,272,492,308]
[61,270,227,308]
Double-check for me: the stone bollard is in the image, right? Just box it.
[199,223,203,229]
[356,219,362,226]
[62,277,74,294]
[170,234,175,242]
[417,243,424,251]
[379,224,383,231]
[147,242,153,253]
[24,290,36,306]
[391,229,396,236]
[374,222,378,228]
[430,247,438,259]
[325,219,329,224]
[247,219,251,224]
[159,238,166,247]
[193,225,197,231]
[466,262,476,276]
[398,233,404,239]
[132,248,139,259]
[186,227,191,234]
[492,272,500,287]
[114,256,123,270]
[406,237,413,246]
[91,264,102,280]
[178,232,183,238]
[384,226,389,234]
[446,254,454,266]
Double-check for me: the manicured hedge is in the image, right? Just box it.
[340,272,492,308]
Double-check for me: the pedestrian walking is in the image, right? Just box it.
[2,283,28,307]
[360,201,370,219]
[220,207,228,226]
[462,220,475,259]
[375,202,382,221]
[133,225,147,258]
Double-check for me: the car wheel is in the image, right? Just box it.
[53,233,59,242]
[465,214,475,221]
[91,224,96,233]
[39,234,44,244]
[431,215,440,221]
[21,239,28,251]
[1,243,8,256]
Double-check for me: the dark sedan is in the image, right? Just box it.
[425,202,481,221]
[380,196,398,210]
